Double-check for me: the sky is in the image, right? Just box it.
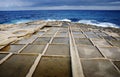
[0,0,120,10]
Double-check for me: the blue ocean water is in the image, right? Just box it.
[0,10,120,28]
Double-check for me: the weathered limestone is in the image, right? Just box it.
[0,21,120,77]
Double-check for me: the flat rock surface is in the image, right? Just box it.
[0,21,120,77]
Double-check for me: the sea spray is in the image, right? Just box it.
[78,20,119,28]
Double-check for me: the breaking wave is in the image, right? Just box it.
[78,20,119,28]
[46,19,119,28]
[8,19,119,28]
[46,19,71,22]
[10,19,32,24]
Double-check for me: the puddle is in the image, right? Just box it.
[33,37,51,44]
[81,59,120,77]
[86,34,100,38]
[102,36,116,41]
[56,33,68,37]
[75,38,93,45]
[0,53,8,60]
[84,32,100,38]
[84,32,95,35]
[14,36,36,44]
[52,37,69,44]
[0,44,25,52]
[45,44,70,56]
[77,45,103,58]
[72,31,83,35]
[21,44,45,53]
[33,56,72,77]
[0,54,37,77]
[91,38,111,47]
[73,34,86,38]
[95,32,108,36]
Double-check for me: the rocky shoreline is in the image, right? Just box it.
[75,23,120,36]
[0,20,120,77]
[0,21,120,34]
[0,20,120,46]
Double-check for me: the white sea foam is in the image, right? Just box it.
[46,19,119,28]
[9,19,120,28]
[46,19,56,21]
[78,20,119,28]
[11,19,31,24]
[60,19,71,22]
[46,19,71,22]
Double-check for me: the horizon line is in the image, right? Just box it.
[0,9,120,11]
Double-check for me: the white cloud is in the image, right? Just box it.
[0,0,33,8]
[18,5,120,10]
[108,1,120,4]
[0,0,120,10]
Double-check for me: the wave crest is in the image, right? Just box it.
[46,19,71,22]
[46,19,119,28]
[9,19,119,28]
[11,19,32,24]
[78,20,119,28]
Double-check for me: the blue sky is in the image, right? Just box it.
[0,0,120,10]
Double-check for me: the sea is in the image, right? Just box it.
[0,10,120,28]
